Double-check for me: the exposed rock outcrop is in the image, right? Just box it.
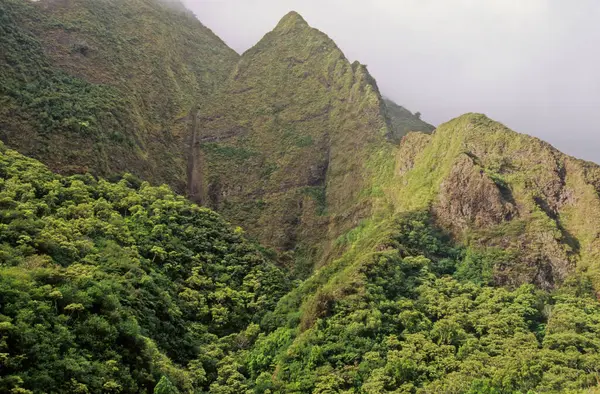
[394,113,600,290]
[433,154,517,233]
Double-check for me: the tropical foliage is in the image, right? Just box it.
[0,142,288,393]
[225,213,600,393]
[2,2,600,393]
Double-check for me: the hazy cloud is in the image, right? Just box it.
[182,0,600,163]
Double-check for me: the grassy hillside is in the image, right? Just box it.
[0,141,288,393]
[0,0,238,191]
[0,3,435,276]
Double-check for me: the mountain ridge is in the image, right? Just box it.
[392,113,600,290]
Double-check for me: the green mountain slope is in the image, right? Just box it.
[189,12,406,274]
[3,4,600,393]
[0,142,288,393]
[210,114,600,393]
[0,0,238,190]
[393,114,600,291]
[237,211,600,393]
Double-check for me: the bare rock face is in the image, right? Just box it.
[429,144,576,291]
[396,132,432,177]
[433,154,517,234]
[493,229,573,290]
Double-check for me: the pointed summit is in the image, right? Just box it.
[274,11,309,33]
[244,9,337,58]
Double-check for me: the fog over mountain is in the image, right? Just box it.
[182,0,600,164]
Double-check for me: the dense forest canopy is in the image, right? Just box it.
[0,142,288,393]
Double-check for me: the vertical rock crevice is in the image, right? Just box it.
[186,106,204,204]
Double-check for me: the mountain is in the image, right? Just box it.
[3,3,600,393]
[0,0,238,191]
[189,12,412,274]
[395,114,600,291]
[0,3,435,273]
[238,114,600,392]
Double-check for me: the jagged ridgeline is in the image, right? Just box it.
[0,0,238,190]
[0,141,289,393]
[189,12,432,273]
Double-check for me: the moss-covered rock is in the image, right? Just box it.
[393,113,600,290]
[189,12,403,271]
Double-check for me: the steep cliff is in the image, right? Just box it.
[0,0,238,190]
[188,12,399,272]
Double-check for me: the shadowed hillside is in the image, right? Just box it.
[0,0,238,190]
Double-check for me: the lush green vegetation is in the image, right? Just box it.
[0,142,288,393]
[3,3,600,393]
[225,212,600,393]
[2,124,600,393]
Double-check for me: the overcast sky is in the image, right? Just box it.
[182,0,600,164]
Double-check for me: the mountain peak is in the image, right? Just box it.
[274,11,309,32]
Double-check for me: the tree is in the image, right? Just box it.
[153,376,180,394]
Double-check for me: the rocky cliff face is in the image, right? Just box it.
[0,3,434,273]
[434,153,518,232]
[394,114,600,290]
